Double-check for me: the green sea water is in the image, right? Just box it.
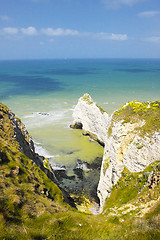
[1,59,160,198]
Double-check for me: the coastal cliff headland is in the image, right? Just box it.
[71,94,160,212]
[0,100,160,239]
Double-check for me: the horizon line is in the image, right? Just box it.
[0,57,160,61]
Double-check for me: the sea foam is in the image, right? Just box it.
[22,109,70,128]
[34,143,54,158]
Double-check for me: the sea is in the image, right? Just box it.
[1,58,160,202]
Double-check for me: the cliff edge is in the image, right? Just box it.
[0,102,58,184]
[0,102,75,208]
[0,101,160,239]
[71,94,160,211]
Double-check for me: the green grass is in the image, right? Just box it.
[0,102,160,239]
[103,161,160,211]
[111,101,160,138]
[107,124,113,138]
[96,104,107,114]
[0,148,159,239]
[103,157,110,175]
[81,93,93,105]
[81,94,107,114]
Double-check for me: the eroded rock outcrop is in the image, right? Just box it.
[70,93,111,145]
[71,94,160,212]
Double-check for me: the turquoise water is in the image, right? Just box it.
[1,59,160,197]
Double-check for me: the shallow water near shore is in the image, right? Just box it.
[1,58,160,203]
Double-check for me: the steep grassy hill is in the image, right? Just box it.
[0,102,159,239]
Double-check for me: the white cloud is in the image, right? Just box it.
[143,36,160,43]
[41,27,80,36]
[21,27,38,35]
[0,15,10,21]
[102,0,145,9]
[41,27,128,41]
[0,26,128,42]
[1,27,19,35]
[138,11,160,17]
[95,32,128,40]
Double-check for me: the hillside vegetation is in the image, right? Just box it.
[112,100,160,137]
[0,102,159,239]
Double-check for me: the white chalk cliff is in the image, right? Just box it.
[71,93,110,145]
[71,94,160,212]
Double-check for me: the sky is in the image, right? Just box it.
[0,0,160,59]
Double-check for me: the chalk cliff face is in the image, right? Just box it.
[71,94,160,211]
[70,93,111,145]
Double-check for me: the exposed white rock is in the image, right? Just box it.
[71,94,160,212]
[71,93,111,144]
[98,121,160,212]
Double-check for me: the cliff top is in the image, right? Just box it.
[112,100,160,137]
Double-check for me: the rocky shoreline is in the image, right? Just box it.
[1,96,160,214]
[70,93,160,212]
[1,100,160,239]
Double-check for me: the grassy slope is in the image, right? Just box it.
[102,162,160,240]
[110,101,160,137]
[0,102,160,239]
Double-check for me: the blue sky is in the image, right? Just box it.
[0,0,160,59]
